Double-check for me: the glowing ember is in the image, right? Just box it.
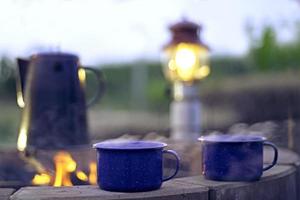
[32,173,51,185]
[76,170,88,182]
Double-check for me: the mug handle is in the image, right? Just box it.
[80,67,106,107]
[263,141,278,171]
[162,150,180,182]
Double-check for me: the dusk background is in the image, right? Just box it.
[1,0,300,149]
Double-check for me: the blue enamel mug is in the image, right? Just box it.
[199,135,278,181]
[93,141,180,192]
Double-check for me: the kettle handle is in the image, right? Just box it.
[80,67,106,107]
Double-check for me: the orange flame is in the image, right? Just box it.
[53,151,77,187]
[31,151,97,187]
[89,162,97,185]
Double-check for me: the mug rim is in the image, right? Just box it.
[93,140,167,150]
[198,134,267,143]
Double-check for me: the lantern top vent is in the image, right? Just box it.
[166,20,208,49]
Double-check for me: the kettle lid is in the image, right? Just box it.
[31,52,79,61]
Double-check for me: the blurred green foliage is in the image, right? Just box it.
[249,25,300,71]
[87,64,132,109]
[99,62,169,111]
[0,56,15,100]
[0,118,17,143]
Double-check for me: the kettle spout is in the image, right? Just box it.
[16,58,30,108]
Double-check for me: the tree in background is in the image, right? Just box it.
[249,23,300,71]
[251,26,278,71]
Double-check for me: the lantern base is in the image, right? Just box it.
[170,97,201,141]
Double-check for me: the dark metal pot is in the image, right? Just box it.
[16,52,105,151]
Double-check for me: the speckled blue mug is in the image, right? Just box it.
[93,141,180,192]
[199,135,278,181]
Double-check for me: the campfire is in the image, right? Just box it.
[32,151,97,186]
[0,135,98,188]
[25,151,97,187]
[15,118,97,187]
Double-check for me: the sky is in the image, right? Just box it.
[0,0,300,64]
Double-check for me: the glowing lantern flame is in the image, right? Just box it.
[163,43,210,82]
[175,47,197,71]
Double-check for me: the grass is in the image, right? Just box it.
[0,100,20,148]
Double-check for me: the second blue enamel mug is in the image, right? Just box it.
[199,135,278,181]
[93,141,180,192]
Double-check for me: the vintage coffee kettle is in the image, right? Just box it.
[16,52,105,152]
